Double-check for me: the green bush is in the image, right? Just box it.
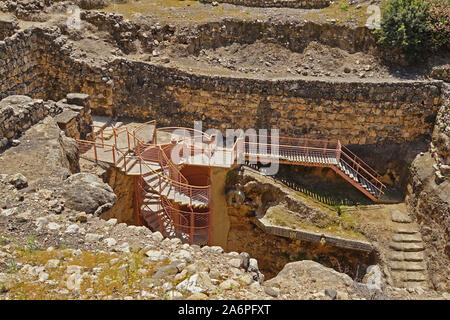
[428,0,450,50]
[376,0,432,61]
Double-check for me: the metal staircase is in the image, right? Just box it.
[242,136,386,202]
[77,121,386,244]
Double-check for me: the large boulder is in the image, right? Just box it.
[62,172,116,214]
[264,260,355,299]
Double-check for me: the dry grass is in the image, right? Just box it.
[306,1,370,26]
[101,0,261,23]
[3,247,172,300]
[264,205,368,241]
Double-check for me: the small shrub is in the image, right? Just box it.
[340,0,350,11]
[427,0,450,50]
[375,0,432,61]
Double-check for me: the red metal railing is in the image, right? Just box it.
[77,121,387,244]
[237,134,385,200]
[77,122,213,244]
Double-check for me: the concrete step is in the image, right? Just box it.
[389,242,424,252]
[392,233,423,243]
[389,261,426,272]
[389,251,424,262]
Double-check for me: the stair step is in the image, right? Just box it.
[391,270,427,282]
[389,242,424,252]
[395,227,420,234]
[391,210,413,223]
[389,251,424,262]
[392,233,423,243]
[389,261,426,272]
[400,281,427,289]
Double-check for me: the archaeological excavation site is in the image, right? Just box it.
[0,0,448,301]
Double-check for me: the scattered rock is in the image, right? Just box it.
[391,210,412,223]
[324,288,337,299]
[151,231,164,242]
[85,233,103,242]
[106,218,118,226]
[219,279,240,291]
[362,265,383,292]
[38,271,49,282]
[238,274,253,286]
[239,252,250,270]
[187,292,208,300]
[153,265,178,280]
[65,224,82,234]
[45,259,60,270]
[63,173,116,214]
[166,290,183,299]
[264,286,279,297]
[8,173,28,189]
[170,250,193,263]
[229,258,241,268]
[248,258,259,272]
[104,238,117,247]
[47,222,62,231]
[75,212,88,223]
[176,273,213,294]
[145,250,167,262]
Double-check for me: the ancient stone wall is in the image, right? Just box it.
[227,205,375,280]
[110,60,442,145]
[0,26,445,146]
[0,93,92,148]
[177,19,380,56]
[0,15,18,40]
[406,151,449,292]
[80,12,390,59]
[53,93,93,140]
[200,0,330,9]
[431,83,450,168]
[0,95,60,141]
[0,28,49,100]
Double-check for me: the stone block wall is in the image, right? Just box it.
[54,93,93,140]
[0,26,445,146]
[110,60,442,145]
[0,95,61,143]
[431,83,450,168]
[254,218,373,252]
[0,28,48,100]
[200,0,330,9]
[0,93,93,147]
[0,15,18,40]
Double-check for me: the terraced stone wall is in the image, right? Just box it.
[0,26,444,146]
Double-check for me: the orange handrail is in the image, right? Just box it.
[79,120,388,244]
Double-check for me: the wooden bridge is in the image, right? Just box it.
[76,121,386,245]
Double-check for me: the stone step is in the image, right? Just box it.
[389,261,426,272]
[391,210,412,223]
[389,242,424,252]
[391,270,427,282]
[400,281,427,289]
[389,251,424,262]
[392,233,423,243]
[395,226,420,234]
